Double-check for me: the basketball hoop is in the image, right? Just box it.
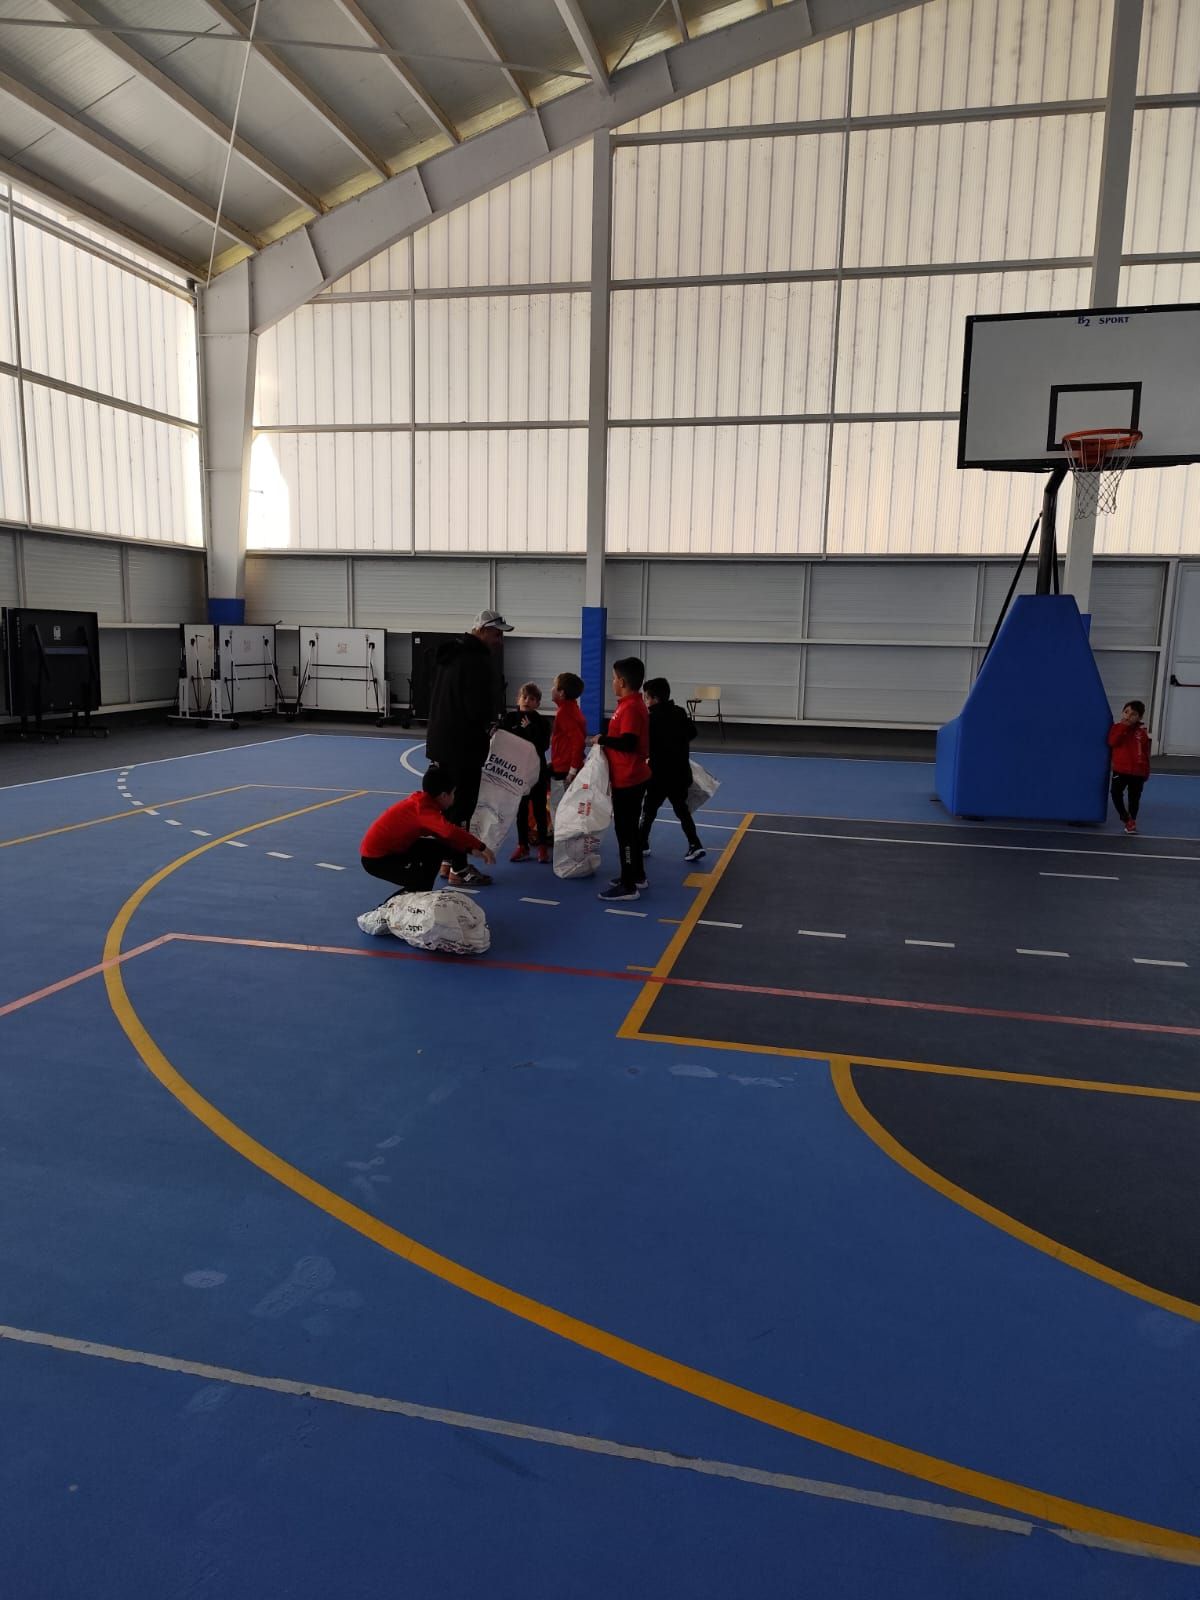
[1061,427,1142,518]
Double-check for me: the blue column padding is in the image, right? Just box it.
[936,594,1111,823]
[580,606,607,735]
[208,598,246,624]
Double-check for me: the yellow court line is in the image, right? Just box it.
[618,812,755,1040]
[99,806,1200,1557]
[0,785,251,850]
[830,1057,1200,1324]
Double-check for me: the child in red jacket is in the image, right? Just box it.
[1107,700,1151,834]
[361,767,494,893]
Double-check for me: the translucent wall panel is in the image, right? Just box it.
[611,136,844,279]
[827,420,1038,554]
[843,115,1102,269]
[414,429,586,553]
[611,282,836,418]
[607,424,827,554]
[15,221,197,421]
[0,215,14,366]
[0,374,25,523]
[835,267,1090,413]
[1121,262,1200,306]
[622,32,850,134]
[413,146,590,289]
[1096,465,1200,556]
[254,302,410,427]
[23,385,201,544]
[320,240,410,296]
[852,0,1111,116]
[1137,0,1200,94]
[247,432,411,551]
[14,186,189,284]
[415,294,589,424]
[1125,110,1200,256]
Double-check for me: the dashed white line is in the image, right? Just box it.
[797,929,846,939]
[164,819,183,827]
[266,851,292,860]
[1016,948,1069,958]
[143,809,158,816]
[225,840,248,848]
[130,800,144,806]
[605,908,647,918]
[1133,958,1188,968]
[315,862,345,872]
[905,939,955,949]
[699,919,743,929]
[521,897,559,906]
[1039,872,1119,882]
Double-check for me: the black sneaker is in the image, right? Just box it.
[599,884,640,902]
[449,865,492,887]
[609,875,649,889]
[641,844,652,858]
[683,845,707,863]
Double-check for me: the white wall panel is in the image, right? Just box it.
[1087,563,1164,647]
[413,145,591,289]
[503,638,582,700]
[415,295,589,424]
[1095,464,1200,558]
[852,0,1110,116]
[608,424,827,554]
[245,556,349,624]
[23,386,201,545]
[828,421,1039,555]
[643,642,802,720]
[495,560,583,634]
[1121,262,1200,306]
[247,432,412,552]
[610,283,835,419]
[1125,110,1200,257]
[803,644,973,723]
[623,33,849,134]
[603,560,644,636]
[0,213,14,366]
[0,529,20,608]
[843,115,1102,269]
[254,302,410,427]
[129,630,183,701]
[646,560,804,638]
[15,220,197,421]
[612,136,844,281]
[809,562,977,641]
[1137,0,1200,94]
[321,240,411,296]
[835,267,1090,413]
[414,429,586,553]
[0,374,25,522]
[125,546,205,623]
[1094,649,1158,718]
[352,558,490,629]
[23,531,123,619]
[98,628,130,704]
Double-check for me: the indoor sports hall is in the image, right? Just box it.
[2,2,1200,1596]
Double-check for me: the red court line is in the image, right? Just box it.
[0,938,171,1020]
[167,932,1200,1040]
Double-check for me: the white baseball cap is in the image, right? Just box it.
[472,609,514,633]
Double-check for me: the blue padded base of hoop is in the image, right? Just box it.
[936,594,1111,823]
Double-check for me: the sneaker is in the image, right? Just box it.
[683,845,707,863]
[642,843,652,858]
[510,846,531,862]
[609,874,648,890]
[599,884,640,902]
[1124,818,1137,834]
[449,865,493,887]
[537,845,550,864]
[439,861,452,880]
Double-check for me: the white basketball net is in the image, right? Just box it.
[1062,430,1142,518]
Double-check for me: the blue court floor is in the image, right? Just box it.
[2,731,1200,1598]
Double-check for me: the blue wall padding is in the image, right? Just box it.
[208,597,246,624]
[580,605,607,735]
[936,594,1111,822]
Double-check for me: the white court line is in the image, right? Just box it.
[224,840,248,849]
[1040,872,1119,882]
[605,908,647,918]
[399,742,426,779]
[191,830,211,838]
[1017,948,1070,958]
[315,862,345,871]
[143,809,158,816]
[130,800,144,806]
[164,819,183,827]
[905,939,955,948]
[0,1321,1040,1544]
[0,732,310,791]
[698,919,743,929]
[1133,958,1188,968]
[521,897,559,906]
[748,826,1200,866]
[798,929,846,939]
[267,851,292,859]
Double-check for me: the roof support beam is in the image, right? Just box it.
[0,69,260,249]
[40,0,322,218]
[670,1,690,43]
[552,0,610,90]
[331,0,459,144]
[453,0,532,109]
[194,0,391,179]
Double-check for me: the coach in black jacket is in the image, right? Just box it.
[425,608,512,885]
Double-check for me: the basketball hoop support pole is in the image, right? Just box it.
[1036,464,1068,594]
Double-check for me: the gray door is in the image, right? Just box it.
[1162,564,1200,755]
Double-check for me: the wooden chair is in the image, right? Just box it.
[687,685,725,740]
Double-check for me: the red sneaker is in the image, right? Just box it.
[537,845,550,864]
[1124,818,1137,834]
[510,846,531,862]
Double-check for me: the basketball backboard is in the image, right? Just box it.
[958,303,1200,472]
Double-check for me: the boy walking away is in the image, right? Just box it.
[1108,700,1151,834]
[596,657,650,901]
[639,677,706,864]
[361,767,495,895]
[550,672,587,801]
[501,682,551,862]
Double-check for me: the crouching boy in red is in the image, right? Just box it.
[1107,699,1151,834]
[361,767,495,895]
